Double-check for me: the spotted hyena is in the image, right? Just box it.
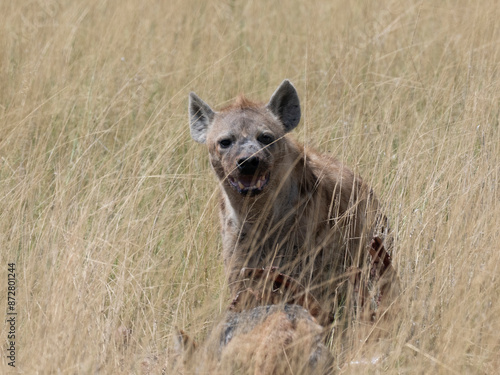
[188,80,399,325]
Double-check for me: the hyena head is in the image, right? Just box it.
[188,80,300,197]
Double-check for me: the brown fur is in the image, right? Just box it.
[220,94,261,112]
[229,267,326,322]
[189,80,399,325]
[173,305,334,374]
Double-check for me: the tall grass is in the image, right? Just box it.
[0,0,498,373]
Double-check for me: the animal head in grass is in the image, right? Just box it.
[188,80,300,198]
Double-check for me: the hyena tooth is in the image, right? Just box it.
[256,180,262,189]
[238,181,245,190]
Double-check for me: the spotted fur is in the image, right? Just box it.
[189,80,398,325]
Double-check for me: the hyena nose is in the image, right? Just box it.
[237,156,260,175]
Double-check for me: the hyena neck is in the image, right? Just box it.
[220,185,292,227]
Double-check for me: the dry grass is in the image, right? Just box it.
[0,0,499,373]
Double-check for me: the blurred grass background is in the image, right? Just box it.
[0,0,499,373]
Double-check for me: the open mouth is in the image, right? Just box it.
[228,172,270,196]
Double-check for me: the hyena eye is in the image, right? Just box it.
[258,133,274,145]
[219,139,232,148]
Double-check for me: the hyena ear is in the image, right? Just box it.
[266,79,301,132]
[189,92,215,144]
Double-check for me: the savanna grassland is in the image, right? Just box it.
[1,0,499,373]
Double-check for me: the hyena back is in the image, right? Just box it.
[173,305,334,374]
[189,80,396,325]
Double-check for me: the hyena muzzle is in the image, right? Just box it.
[188,80,399,325]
